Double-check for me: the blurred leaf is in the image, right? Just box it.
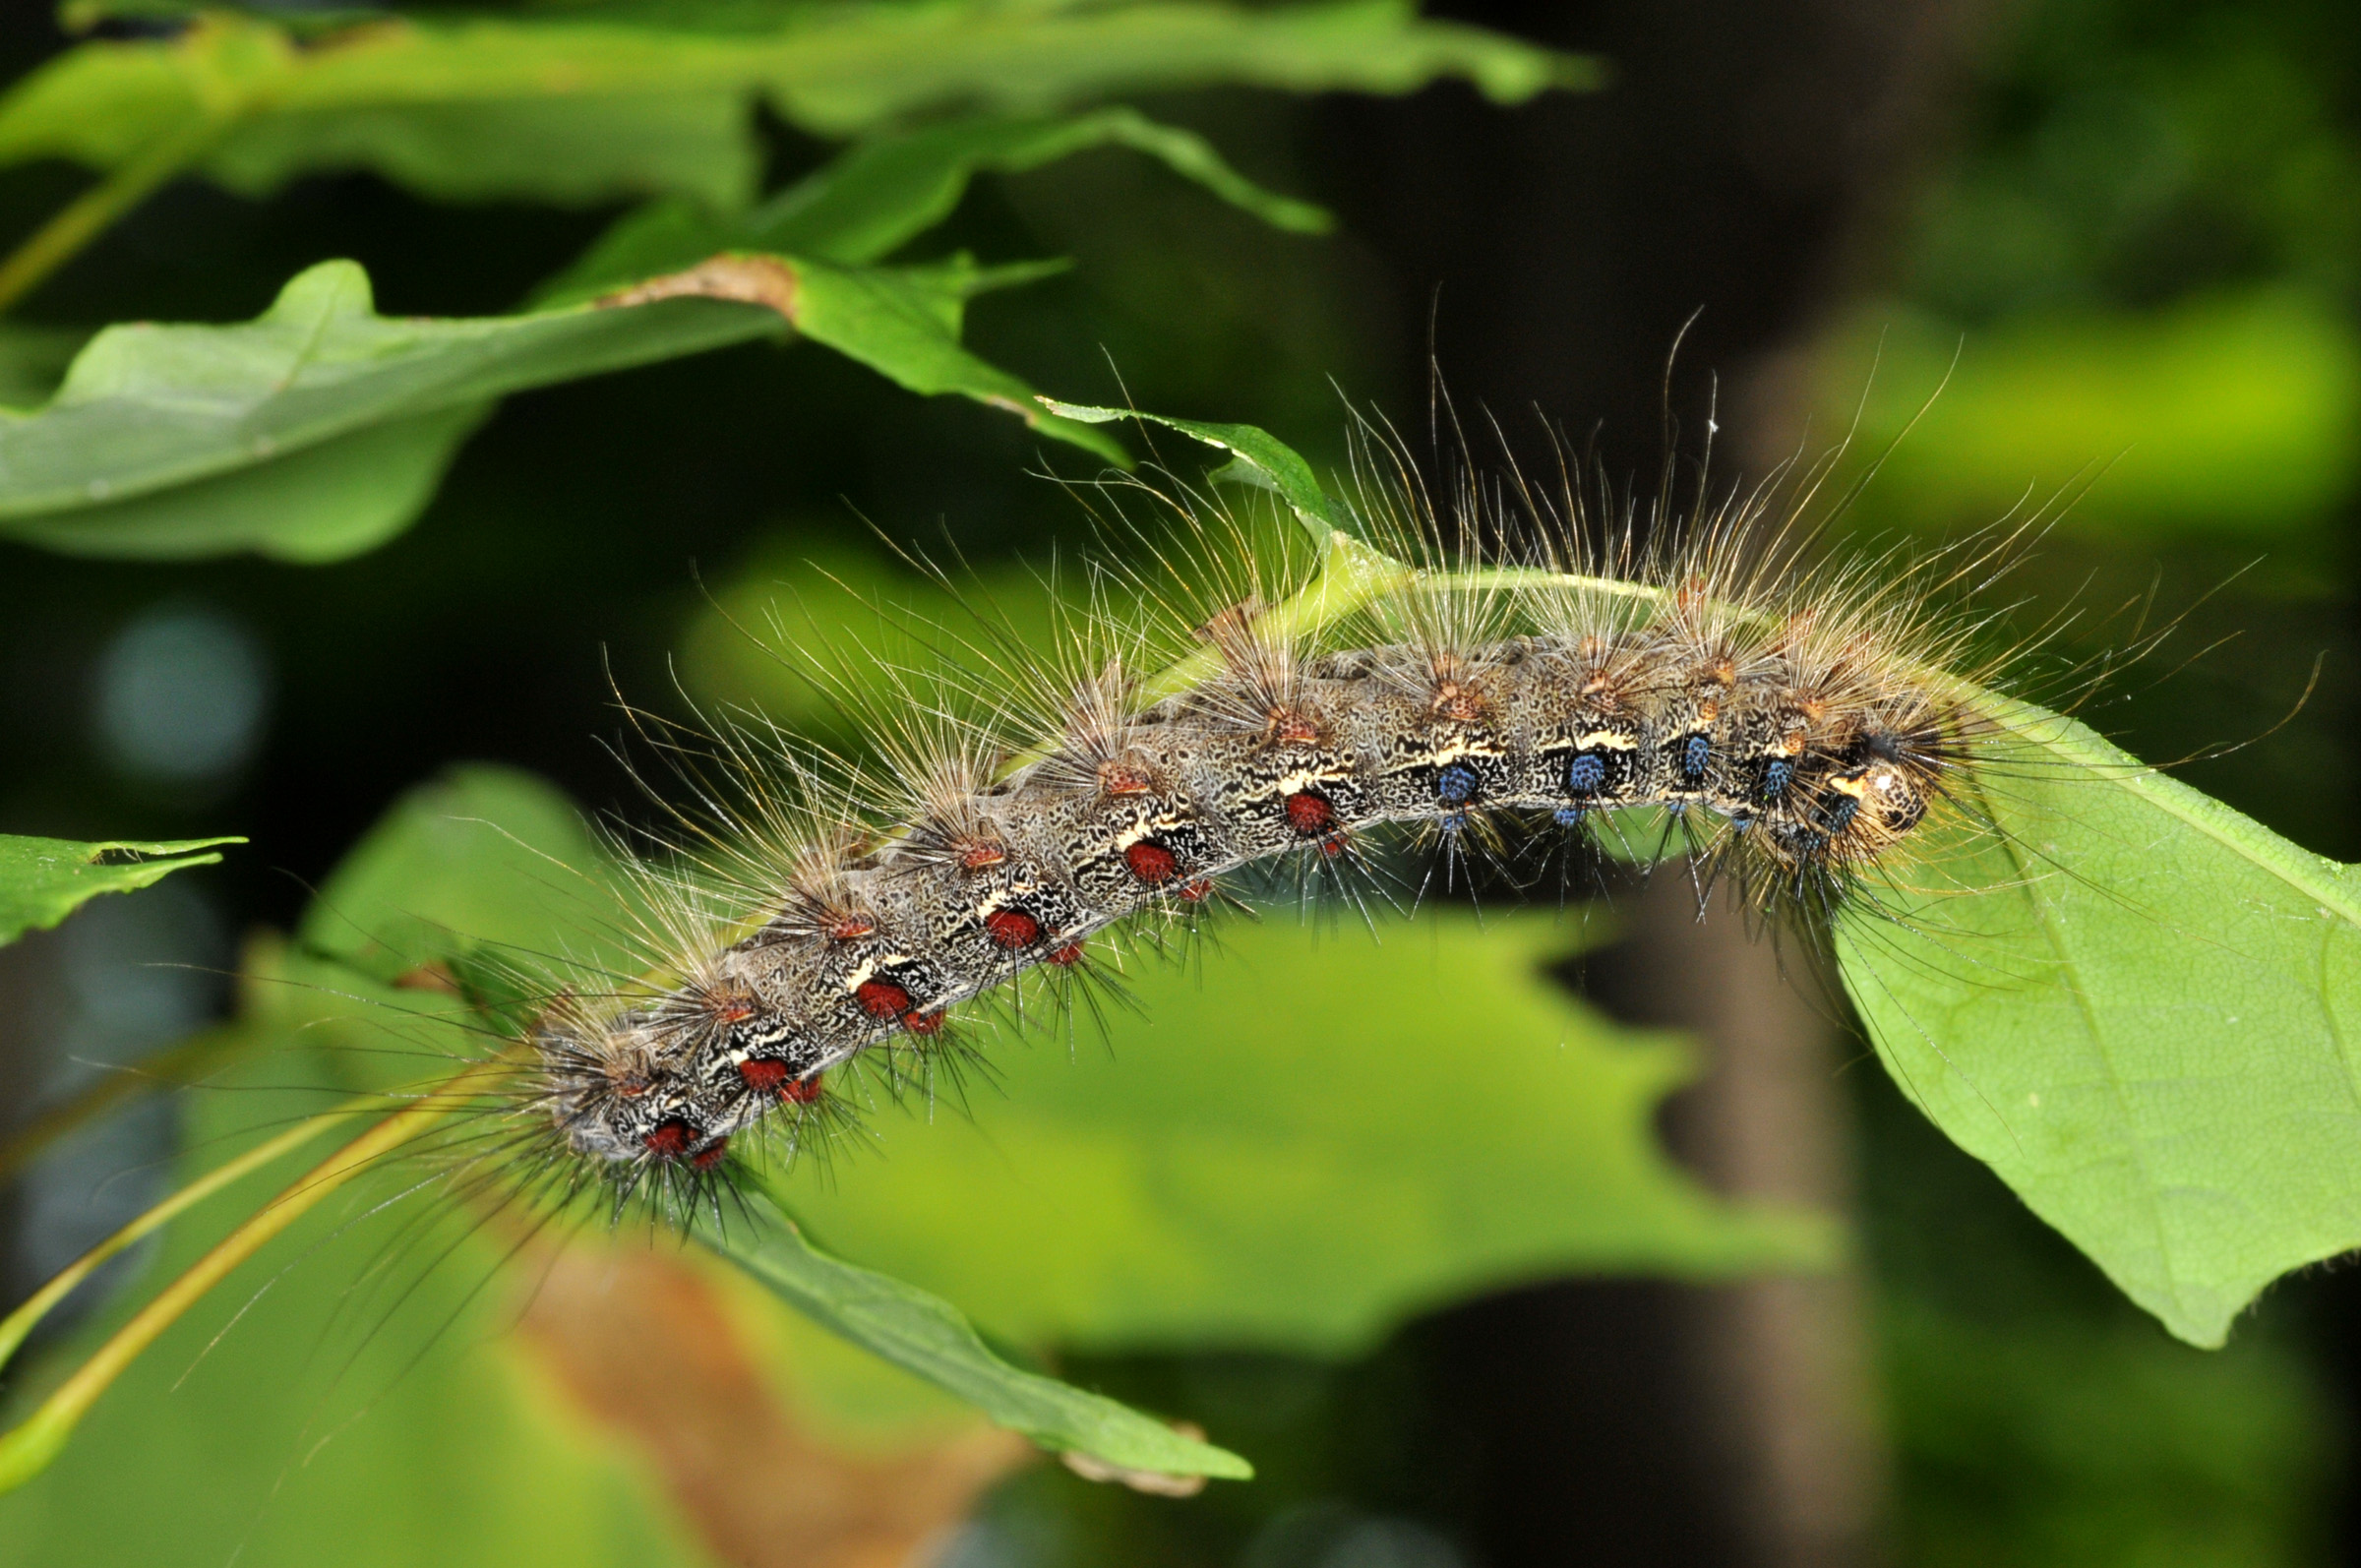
[0,834,240,946]
[250,769,1253,1466]
[1841,694,2361,1348]
[542,105,1332,301]
[716,1191,1253,1479]
[0,1039,710,1568]
[295,764,614,984]
[779,912,1833,1357]
[0,325,87,408]
[209,92,763,211]
[1822,289,2361,548]
[1886,1297,2333,1568]
[3,1,1596,209]
[247,762,1824,1442]
[0,12,754,211]
[0,252,1106,562]
[680,538,1078,743]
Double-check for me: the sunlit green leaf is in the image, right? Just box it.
[1819,290,2361,548]
[0,1039,708,1568]
[1841,695,2361,1347]
[716,1191,1252,1478]
[1042,400,1346,537]
[295,764,615,985]
[0,252,1107,561]
[541,105,1332,301]
[776,912,1831,1356]
[2,2,1596,209]
[0,834,241,947]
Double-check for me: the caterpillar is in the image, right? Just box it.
[498,421,2022,1214]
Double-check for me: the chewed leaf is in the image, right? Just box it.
[711,1187,1253,1480]
[0,253,1102,562]
[1841,693,2361,1348]
[0,834,240,946]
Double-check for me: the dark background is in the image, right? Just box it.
[2,1,2357,1564]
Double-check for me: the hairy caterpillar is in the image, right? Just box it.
[490,421,2021,1215]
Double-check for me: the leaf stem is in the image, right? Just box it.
[0,1063,496,1494]
[0,1112,333,1379]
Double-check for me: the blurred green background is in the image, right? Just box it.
[0,1,2356,1565]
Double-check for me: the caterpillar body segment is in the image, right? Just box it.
[536,544,1975,1180]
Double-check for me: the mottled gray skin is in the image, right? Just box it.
[543,630,1953,1168]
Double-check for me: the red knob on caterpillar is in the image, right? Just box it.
[738,1058,788,1094]
[1284,790,1334,836]
[855,978,912,1018]
[985,908,1041,948]
[643,1118,695,1160]
[1123,841,1178,884]
[742,1057,826,1104]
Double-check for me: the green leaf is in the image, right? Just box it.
[1822,290,2361,548]
[0,252,1107,561]
[786,254,1123,463]
[249,769,1252,1473]
[2,2,1595,209]
[253,765,1822,1451]
[0,259,774,560]
[2,402,494,563]
[207,92,763,211]
[0,1040,710,1568]
[542,105,1332,301]
[1041,400,1346,538]
[295,764,614,984]
[0,12,756,211]
[0,834,241,946]
[714,1190,1253,1479]
[1840,694,2361,1348]
[0,326,87,409]
[776,912,1832,1357]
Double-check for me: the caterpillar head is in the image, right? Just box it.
[537,1011,736,1170]
[1751,698,1957,883]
